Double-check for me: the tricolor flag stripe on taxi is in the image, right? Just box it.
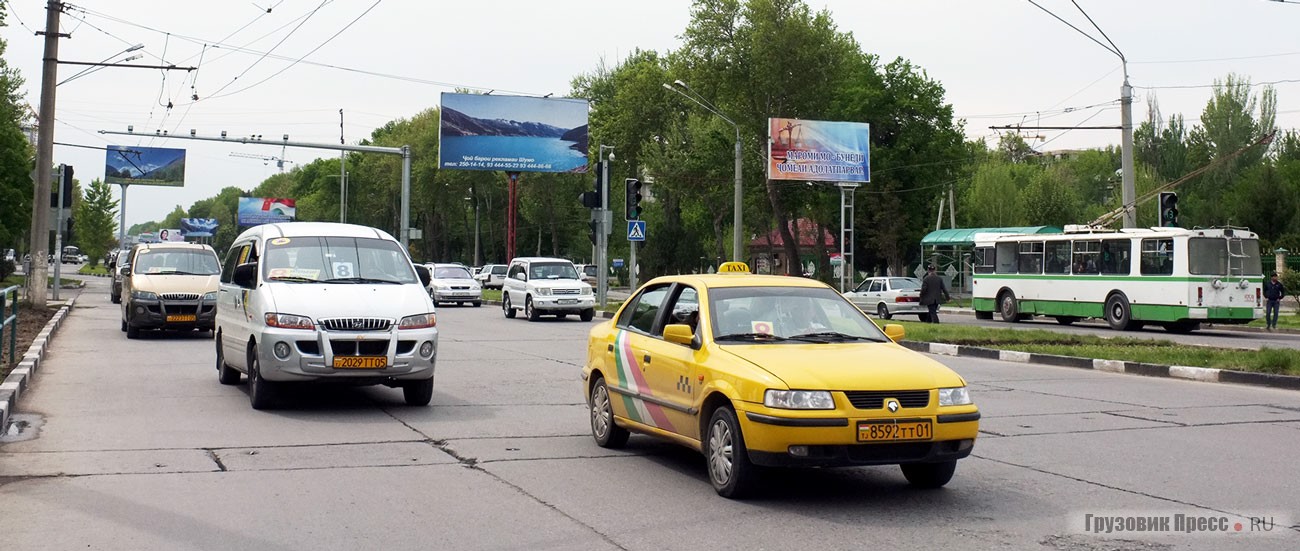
[614,331,675,431]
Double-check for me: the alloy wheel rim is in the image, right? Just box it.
[708,419,734,485]
[591,385,610,438]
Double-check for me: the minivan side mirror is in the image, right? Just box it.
[232,262,258,288]
[119,265,131,276]
[414,264,431,287]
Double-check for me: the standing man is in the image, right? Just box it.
[1263,272,1286,330]
[919,265,950,324]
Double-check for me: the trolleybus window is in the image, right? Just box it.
[1140,238,1174,275]
[1072,240,1099,274]
[1017,241,1043,274]
[973,247,995,274]
[995,242,1017,273]
[1099,239,1131,275]
[1045,241,1071,274]
[1188,238,1227,275]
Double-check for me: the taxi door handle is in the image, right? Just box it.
[643,354,651,364]
[607,344,614,352]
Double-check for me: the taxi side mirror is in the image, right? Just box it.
[883,323,905,343]
[232,262,258,288]
[414,264,431,287]
[119,265,131,277]
[662,323,698,348]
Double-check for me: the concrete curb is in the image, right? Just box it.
[0,296,76,433]
[899,340,1300,391]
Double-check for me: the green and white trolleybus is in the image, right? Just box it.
[971,226,1265,333]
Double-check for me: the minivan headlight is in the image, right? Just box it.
[131,290,158,300]
[764,389,835,410]
[264,313,314,330]
[938,387,972,406]
[202,291,217,301]
[399,313,436,329]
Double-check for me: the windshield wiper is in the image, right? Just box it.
[788,331,882,343]
[268,275,316,283]
[322,277,402,284]
[715,332,787,342]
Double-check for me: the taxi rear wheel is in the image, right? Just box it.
[706,406,757,499]
[216,336,241,385]
[900,460,956,489]
[589,377,629,448]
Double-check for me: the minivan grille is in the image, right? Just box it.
[160,293,200,301]
[320,318,392,332]
[843,390,931,410]
[552,288,580,295]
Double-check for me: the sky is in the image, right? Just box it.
[4,0,1300,231]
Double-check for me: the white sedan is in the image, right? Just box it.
[843,276,928,320]
[425,263,483,307]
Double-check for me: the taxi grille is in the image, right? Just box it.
[160,293,201,301]
[843,390,930,410]
[320,317,392,332]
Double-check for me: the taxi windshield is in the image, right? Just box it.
[709,285,888,343]
[262,236,417,284]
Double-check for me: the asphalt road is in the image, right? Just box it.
[1,276,1297,550]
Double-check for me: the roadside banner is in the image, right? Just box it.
[237,197,296,226]
[438,92,589,173]
[105,146,187,187]
[180,218,219,237]
[767,118,870,183]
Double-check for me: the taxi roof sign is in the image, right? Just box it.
[717,261,751,274]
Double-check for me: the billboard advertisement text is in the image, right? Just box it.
[438,93,589,173]
[105,146,187,187]
[767,118,870,183]
[237,197,296,226]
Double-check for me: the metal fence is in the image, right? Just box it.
[1,285,17,366]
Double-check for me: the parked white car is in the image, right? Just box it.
[425,263,482,307]
[843,276,928,320]
[214,222,438,410]
[502,257,595,321]
[475,263,507,289]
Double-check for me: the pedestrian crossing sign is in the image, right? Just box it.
[627,220,646,241]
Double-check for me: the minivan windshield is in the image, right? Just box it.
[134,248,221,275]
[529,262,579,280]
[263,236,417,284]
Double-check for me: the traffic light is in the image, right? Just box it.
[588,219,599,246]
[1159,192,1179,227]
[50,164,73,208]
[625,178,642,220]
[579,169,603,209]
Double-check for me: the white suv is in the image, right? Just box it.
[501,257,595,321]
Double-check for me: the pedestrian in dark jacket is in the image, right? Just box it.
[1263,272,1286,330]
[919,265,950,324]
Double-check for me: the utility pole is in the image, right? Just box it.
[1120,74,1136,228]
[339,109,347,223]
[27,1,63,308]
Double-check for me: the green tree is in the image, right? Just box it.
[0,12,32,253]
[73,179,118,266]
[1185,74,1276,226]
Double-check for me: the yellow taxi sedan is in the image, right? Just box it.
[582,263,979,498]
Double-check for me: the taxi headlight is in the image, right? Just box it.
[202,291,217,301]
[534,287,552,296]
[764,389,835,410]
[938,387,972,406]
[264,313,314,330]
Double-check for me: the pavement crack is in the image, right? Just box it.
[461,461,629,550]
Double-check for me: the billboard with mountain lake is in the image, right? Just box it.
[105,145,187,187]
[438,93,589,173]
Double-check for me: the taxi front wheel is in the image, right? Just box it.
[900,460,956,489]
[707,407,757,499]
[589,377,629,448]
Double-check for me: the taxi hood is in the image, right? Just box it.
[721,342,965,390]
[131,273,219,294]
[264,282,433,318]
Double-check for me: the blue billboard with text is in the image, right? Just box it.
[767,118,870,183]
[438,93,589,173]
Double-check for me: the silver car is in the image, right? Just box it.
[426,263,482,307]
[843,276,927,320]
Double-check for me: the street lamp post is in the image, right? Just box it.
[57,43,144,86]
[663,80,744,262]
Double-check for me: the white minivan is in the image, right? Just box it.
[214,222,438,410]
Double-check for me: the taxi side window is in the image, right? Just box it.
[664,286,700,338]
[220,243,249,283]
[618,284,671,335]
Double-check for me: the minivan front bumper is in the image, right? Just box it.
[256,325,438,383]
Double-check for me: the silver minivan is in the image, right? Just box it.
[214,222,438,409]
